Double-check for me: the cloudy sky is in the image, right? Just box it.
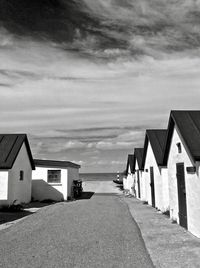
[0,0,200,172]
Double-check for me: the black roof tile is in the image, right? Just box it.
[163,110,200,164]
[134,148,144,170]
[0,134,35,169]
[34,159,80,169]
[142,129,167,168]
[125,154,135,175]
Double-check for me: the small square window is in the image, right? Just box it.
[176,142,182,153]
[20,170,24,181]
[47,170,61,183]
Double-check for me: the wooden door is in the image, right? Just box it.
[137,170,141,198]
[150,167,155,207]
[176,163,187,229]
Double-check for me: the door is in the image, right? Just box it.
[150,167,155,207]
[137,170,141,198]
[176,163,187,229]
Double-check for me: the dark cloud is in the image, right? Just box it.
[0,83,12,87]
[0,0,101,43]
[1,0,200,58]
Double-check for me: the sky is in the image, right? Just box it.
[0,0,200,172]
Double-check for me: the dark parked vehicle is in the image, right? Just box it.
[72,180,83,198]
[113,172,123,184]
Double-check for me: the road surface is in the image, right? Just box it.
[0,181,154,268]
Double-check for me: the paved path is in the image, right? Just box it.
[0,181,153,268]
[124,197,200,268]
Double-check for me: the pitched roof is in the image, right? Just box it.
[134,148,144,170]
[34,159,80,169]
[0,134,35,170]
[163,110,200,165]
[142,129,167,168]
[125,154,135,175]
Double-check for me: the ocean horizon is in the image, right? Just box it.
[80,173,122,181]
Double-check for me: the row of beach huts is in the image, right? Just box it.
[123,110,200,238]
[0,134,80,208]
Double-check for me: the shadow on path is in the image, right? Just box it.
[26,201,53,208]
[0,210,34,225]
[115,185,123,191]
[77,191,95,200]
[94,193,120,196]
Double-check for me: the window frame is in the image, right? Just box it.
[47,169,61,184]
[176,142,182,154]
[19,170,24,181]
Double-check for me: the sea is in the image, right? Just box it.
[80,173,119,182]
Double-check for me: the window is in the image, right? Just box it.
[176,142,182,153]
[47,170,61,183]
[19,170,24,181]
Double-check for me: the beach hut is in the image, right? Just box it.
[0,134,35,207]
[163,110,200,237]
[123,154,135,195]
[142,129,168,211]
[32,159,80,201]
[134,148,144,200]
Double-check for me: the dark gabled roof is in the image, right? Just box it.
[0,134,35,170]
[142,129,167,168]
[163,110,200,165]
[134,148,144,170]
[34,159,80,169]
[125,154,135,175]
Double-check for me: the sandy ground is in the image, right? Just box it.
[0,180,153,268]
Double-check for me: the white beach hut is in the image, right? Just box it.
[32,159,80,201]
[134,148,144,200]
[141,129,168,212]
[123,154,135,195]
[0,134,35,207]
[163,110,200,237]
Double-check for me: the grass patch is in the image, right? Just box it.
[0,200,24,212]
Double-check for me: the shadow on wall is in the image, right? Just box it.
[32,179,64,202]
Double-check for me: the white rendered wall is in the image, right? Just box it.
[161,167,169,212]
[136,158,146,201]
[135,160,143,200]
[144,142,163,210]
[32,167,68,201]
[0,171,9,206]
[168,126,200,237]
[8,143,32,205]
[122,165,135,195]
[134,160,139,198]
[127,174,135,195]
[140,170,146,201]
[123,177,128,191]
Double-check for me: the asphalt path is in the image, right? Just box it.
[0,181,154,268]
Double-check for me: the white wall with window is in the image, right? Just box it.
[143,141,164,211]
[32,167,67,201]
[32,162,80,202]
[167,126,200,238]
